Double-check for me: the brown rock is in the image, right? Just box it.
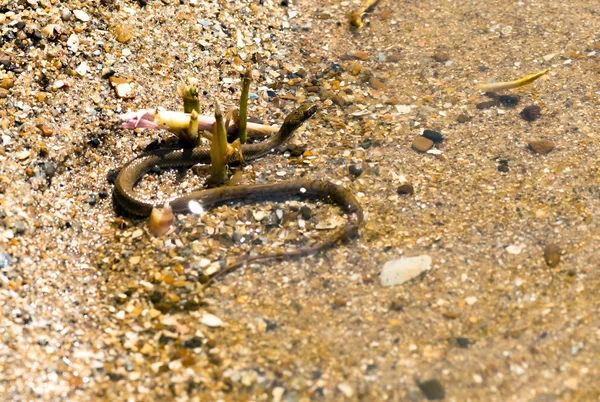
[354,51,369,61]
[0,88,8,98]
[385,96,399,105]
[412,136,434,152]
[387,54,401,63]
[456,113,472,123]
[330,94,347,107]
[476,100,497,109]
[544,244,561,267]
[397,183,415,195]
[528,140,554,155]
[432,51,450,63]
[520,105,541,121]
[280,93,296,100]
[369,78,388,91]
[37,124,53,137]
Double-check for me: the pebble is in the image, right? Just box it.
[417,378,445,400]
[380,255,432,287]
[348,163,364,177]
[354,51,369,61]
[422,129,443,143]
[61,9,72,21]
[0,77,14,89]
[0,251,11,268]
[411,136,434,152]
[37,124,53,137]
[465,296,477,305]
[476,100,497,109]
[528,140,554,155]
[456,113,471,123]
[200,313,224,328]
[369,78,387,91]
[544,244,561,267]
[0,88,9,98]
[396,183,415,195]
[432,51,450,62]
[73,9,90,22]
[116,24,133,43]
[337,383,354,398]
[109,77,135,99]
[497,94,520,107]
[520,105,541,121]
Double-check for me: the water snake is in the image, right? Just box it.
[114,103,363,282]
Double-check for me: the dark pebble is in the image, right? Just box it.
[389,299,405,311]
[89,137,100,148]
[87,195,97,206]
[182,336,204,349]
[280,0,288,6]
[348,164,363,177]
[456,337,473,349]
[484,91,498,99]
[397,183,414,195]
[42,162,56,179]
[497,159,509,173]
[544,244,561,267]
[476,100,497,109]
[520,105,541,121]
[154,302,172,314]
[99,191,108,200]
[330,62,342,72]
[266,89,276,97]
[498,94,520,107]
[417,379,445,400]
[456,113,471,123]
[150,165,161,174]
[15,22,26,30]
[300,206,311,220]
[232,231,244,243]
[360,138,374,149]
[149,290,163,303]
[106,169,119,184]
[422,129,443,143]
[286,144,306,157]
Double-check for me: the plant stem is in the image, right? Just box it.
[210,100,228,184]
[238,66,251,144]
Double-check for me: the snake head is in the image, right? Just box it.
[281,102,318,132]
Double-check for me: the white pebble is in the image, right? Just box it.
[380,255,432,287]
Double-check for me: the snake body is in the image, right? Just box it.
[114,103,363,280]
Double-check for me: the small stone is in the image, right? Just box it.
[280,93,296,100]
[0,251,10,268]
[417,379,445,400]
[354,51,368,61]
[498,94,520,107]
[396,183,414,195]
[422,129,443,143]
[332,297,347,308]
[432,51,450,63]
[476,100,497,109]
[389,299,405,311]
[456,113,471,123]
[16,150,31,160]
[75,62,88,76]
[0,77,14,90]
[0,52,11,68]
[200,313,224,328]
[61,9,72,21]
[456,337,472,349]
[300,206,311,220]
[348,164,364,177]
[497,159,509,173]
[337,383,354,398]
[0,88,9,98]
[369,78,387,91]
[148,308,161,318]
[380,255,432,287]
[528,140,554,155]
[140,343,154,355]
[129,256,141,265]
[38,124,53,137]
[110,77,135,99]
[412,136,434,152]
[330,94,347,107]
[520,105,541,121]
[544,244,561,267]
[101,68,115,79]
[73,10,90,22]
[465,296,477,305]
[115,24,133,43]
